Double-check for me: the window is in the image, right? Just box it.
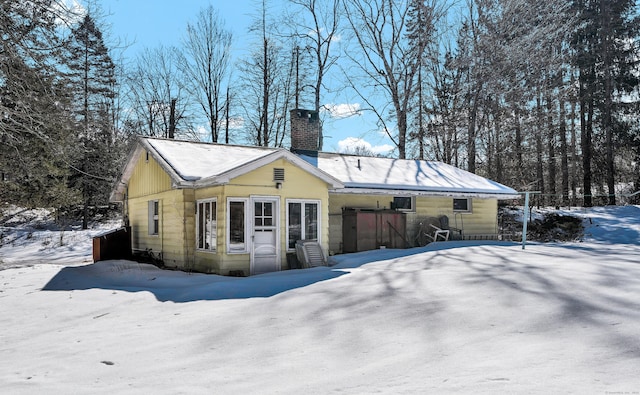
[287,200,320,249]
[254,201,274,226]
[148,200,159,235]
[227,198,248,253]
[393,196,413,211]
[453,198,471,212]
[197,199,217,251]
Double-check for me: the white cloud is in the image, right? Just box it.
[371,144,395,154]
[323,103,361,119]
[216,117,244,130]
[337,137,395,155]
[307,28,341,43]
[53,0,86,25]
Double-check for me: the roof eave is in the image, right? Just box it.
[141,138,196,187]
[109,138,199,202]
[109,144,145,203]
[331,185,520,199]
[284,154,344,189]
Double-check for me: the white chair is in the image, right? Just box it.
[295,240,326,268]
[426,224,450,242]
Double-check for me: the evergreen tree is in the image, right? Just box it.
[405,0,438,160]
[63,14,118,228]
[0,0,80,209]
[572,0,639,206]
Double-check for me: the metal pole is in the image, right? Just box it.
[520,191,541,250]
[522,192,530,249]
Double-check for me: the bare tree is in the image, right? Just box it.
[125,46,192,138]
[286,0,342,149]
[239,0,295,147]
[343,0,439,159]
[180,5,233,143]
[454,0,573,190]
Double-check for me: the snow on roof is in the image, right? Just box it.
[111,137,517,201]
[312,152,518,197]
[146,138,278,181]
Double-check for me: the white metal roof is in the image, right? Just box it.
[110,138,344,202]
[302,152,519,199]
[111,138,518,202]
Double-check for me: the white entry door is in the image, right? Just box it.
[250,197,280,275]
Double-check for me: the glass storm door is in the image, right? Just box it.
[251,198,280,275]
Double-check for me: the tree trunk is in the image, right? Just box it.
[467,93,478,173]
[546,89,556,206]
[225,86,230,144]
[418,65,424,160]
[493,103,502,184]
[169,98,176,139]
[536,95,545,203]
[570,76,578,207]
[398,109,407,159]
[514,107,523,172]
[601,0,616,205]
[634,146,640,204]
[262,36,269,147]
[559,97,569,206]
[581,87,593,207]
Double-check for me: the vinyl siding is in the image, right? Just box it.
[216,158,331,275]
[124,148,499,274]
[187,158,331,275]
[128,189,188,269]
[126,153,194,270]
[127,152,172,199]
[328,193,498,253]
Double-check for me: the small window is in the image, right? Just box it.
[227,198,248,253]
[197,199,217,251]
[148,200,159,235]
[453,198,471,212]
[254,201,274,227]
[393,196,413,211]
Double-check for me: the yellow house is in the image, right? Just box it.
[110,137,343,276]
[110,110,518,276]
[305,152,520,254]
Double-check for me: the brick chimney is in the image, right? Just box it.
[290,109,320,152]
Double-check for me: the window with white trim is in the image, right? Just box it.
[393,196,413,211]
[287,200,320,250]
[453,198,472,212]
[148,200,159,235]
[197,199,217,251]
[227,198,248,253]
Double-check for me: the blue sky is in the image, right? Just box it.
[98,0,395,154]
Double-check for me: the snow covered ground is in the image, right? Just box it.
[1,206,639,394]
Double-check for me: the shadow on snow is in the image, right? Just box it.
[42,261,349,302]
[41,241,505,303]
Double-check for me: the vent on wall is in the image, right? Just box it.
[273,168,285,182]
